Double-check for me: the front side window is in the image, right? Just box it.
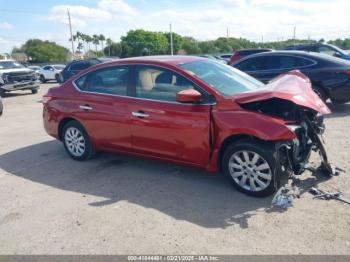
[135,66,195,102]
[179,60,263,97]
[76,66,129,96]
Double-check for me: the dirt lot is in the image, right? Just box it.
[0,83,349,254]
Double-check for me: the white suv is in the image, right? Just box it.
[39,64,65,83]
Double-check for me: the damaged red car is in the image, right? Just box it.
[43,56,332,197]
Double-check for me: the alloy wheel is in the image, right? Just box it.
[64,127,86,157]
[228,150,272,192]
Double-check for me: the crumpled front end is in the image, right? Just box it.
[235,71,337,180]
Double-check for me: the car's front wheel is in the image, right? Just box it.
[62,121,95,161]
[55,74,60,83]
[40,75,46,83]
[222,140,279,197]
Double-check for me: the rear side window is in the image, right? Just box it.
[69,62,89,71]
[80,66,129,96]
[234,57,266,71]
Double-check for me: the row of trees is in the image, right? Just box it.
[10,29,350,63]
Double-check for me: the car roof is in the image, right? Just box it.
[105,55,205,66]
[236,48,272,52]
[234,50,350,66]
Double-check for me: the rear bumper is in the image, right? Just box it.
[1,80,40,91]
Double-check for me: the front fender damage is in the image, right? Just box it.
[235,71,344,208]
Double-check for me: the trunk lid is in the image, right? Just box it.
[233,70,331,115]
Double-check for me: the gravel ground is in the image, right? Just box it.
[0,83,349,255]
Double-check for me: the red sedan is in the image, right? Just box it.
[43,56,331,197]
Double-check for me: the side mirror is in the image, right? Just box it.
[334,52,342,58]
[176,89,202,103]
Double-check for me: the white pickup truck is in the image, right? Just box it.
[0,60,40,96]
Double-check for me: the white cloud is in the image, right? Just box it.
[48,0,137,27]
[48,5,112,27]
[46,0,350,43]
[0,22,13,30]
[98,0,137,16]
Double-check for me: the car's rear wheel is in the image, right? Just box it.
[62,121,95,161]
[31,88,38,94]
[0,88,5,96]
[222,141,279,197]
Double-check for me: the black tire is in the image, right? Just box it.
[40,75,46,83]
[55,74,60,83]
[312,86,327,102]
[0,88,5,96]
[222,140,279,197]
[62,120,95,161]
[31,88,38,94]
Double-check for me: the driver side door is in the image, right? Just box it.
[128,65,212,166]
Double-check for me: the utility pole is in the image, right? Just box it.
[170,23,174,56]
[67,9,75,58]
[226,27,229,40]
[293,26,296,43]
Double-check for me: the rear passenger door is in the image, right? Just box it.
[72,66,133,151]
[128,65,212,165]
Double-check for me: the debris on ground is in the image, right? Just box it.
[309,187,350,205]
[271,184,299,209]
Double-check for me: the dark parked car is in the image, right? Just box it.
[215,54,232,63]
[230,48,272,64]
[232,51,350,103]
[0,96,3,116]
[285,43,350,60]
[43,56,332,197]
[59,58,113,83]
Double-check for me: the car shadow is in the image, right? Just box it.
[0,140,281,229]
[1,92,34,98]
[0,141,332,229]
[326,102,350,118]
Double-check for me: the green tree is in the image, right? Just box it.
[180,37,201,54]
[121,29,169,57]
[104,42,122,57]
[164,32,183,54]
[19,39,69,63]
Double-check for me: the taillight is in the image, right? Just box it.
[345,70,350,76]
[41,95,52,106]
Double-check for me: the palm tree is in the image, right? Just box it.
[99,34,106,50]
[106,38,113,56]
[85,35,93,52]
[92,34,100,52]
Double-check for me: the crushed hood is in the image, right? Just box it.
[233,70,331,115]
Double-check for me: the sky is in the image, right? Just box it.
[1,0,350,53]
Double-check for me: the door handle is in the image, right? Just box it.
[79,105,92,111]
[132,111,149,118]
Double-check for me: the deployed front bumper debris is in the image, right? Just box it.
[309,187,350,205]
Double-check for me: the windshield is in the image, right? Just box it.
[0,61,25,69]
[178,60,264,96]
[53,65,65,70]
[330,44,348,55]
